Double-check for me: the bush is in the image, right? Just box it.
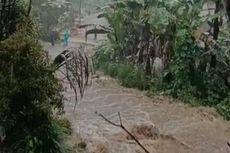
[95,37,230,120]
[13,121,68,153]
[217,98,230,120]
[0,32,66,152]
[166,28,230,108]
[55,118,72,135]
[95,47,151,90]
[94,0,230,120]
[116,64,149,90]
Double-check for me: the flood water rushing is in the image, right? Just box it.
[45,13,230,153]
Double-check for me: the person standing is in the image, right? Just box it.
[63,30,70,46]
[50,30,55,46]
[94,25,97,40]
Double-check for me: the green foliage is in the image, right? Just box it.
[0,1,75,152]
[166,4,230,107]
[217,97,230,120]
[32,0,74,41]
[0,0,30,41]
[117,64,149,90]
[95,0,230,119]
[55,118,72,135]
[102,62,150,90]
[13,121,68,153]
[0,32,67,152]
[95,43,150,90]
[94,41,114,68]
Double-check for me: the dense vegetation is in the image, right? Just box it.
[95,0,230,120]
[69,0,113,15]
[32,0,74,41]
[1,0,230,152]
[0,0,72,152]
[0,0,29,41]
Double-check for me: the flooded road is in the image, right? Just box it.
[45,14,230,153]
[61,74,230,153]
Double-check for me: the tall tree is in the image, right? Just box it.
[0,0,24,41]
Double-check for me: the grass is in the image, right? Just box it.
[99,61,151,90]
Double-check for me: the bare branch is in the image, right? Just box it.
[118,112,122,126]
[96,112,121,127]
[54,46,94,111]
[96,112,150,153]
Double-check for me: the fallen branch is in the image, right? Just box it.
[96,112,150,153]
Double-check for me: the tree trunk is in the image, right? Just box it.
[211,0,221,68]
[213,0,220,40]
[224,0,230,20]
[27,0,32,16]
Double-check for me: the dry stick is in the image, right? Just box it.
[97,112,150,153]
[56,48,93,112]
[84,54,89,87]
[78,63,84,98]
[91,57,96,74]
[72,54,82,111]
[87,56,93,85]
[79,52,84,97]
[65,59,78,112]
[84,55,90,86]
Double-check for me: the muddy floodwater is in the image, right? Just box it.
[61,74,230,153]
[45,13,230,153]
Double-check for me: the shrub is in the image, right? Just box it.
[12,121,68,153]
[55,118,72,135]
[0,32,66,152]
[95,43,151,90]
[217,98,230,120]
[94,0,230,120]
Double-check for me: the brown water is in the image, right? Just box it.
[45,41,230,153]
[61,73,230,153]
[45,13,230,153]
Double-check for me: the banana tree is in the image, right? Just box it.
[96,0,143,59]
[93,0,207,75]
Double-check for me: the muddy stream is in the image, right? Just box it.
[63,74,230,153]
[45,14,230,153]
